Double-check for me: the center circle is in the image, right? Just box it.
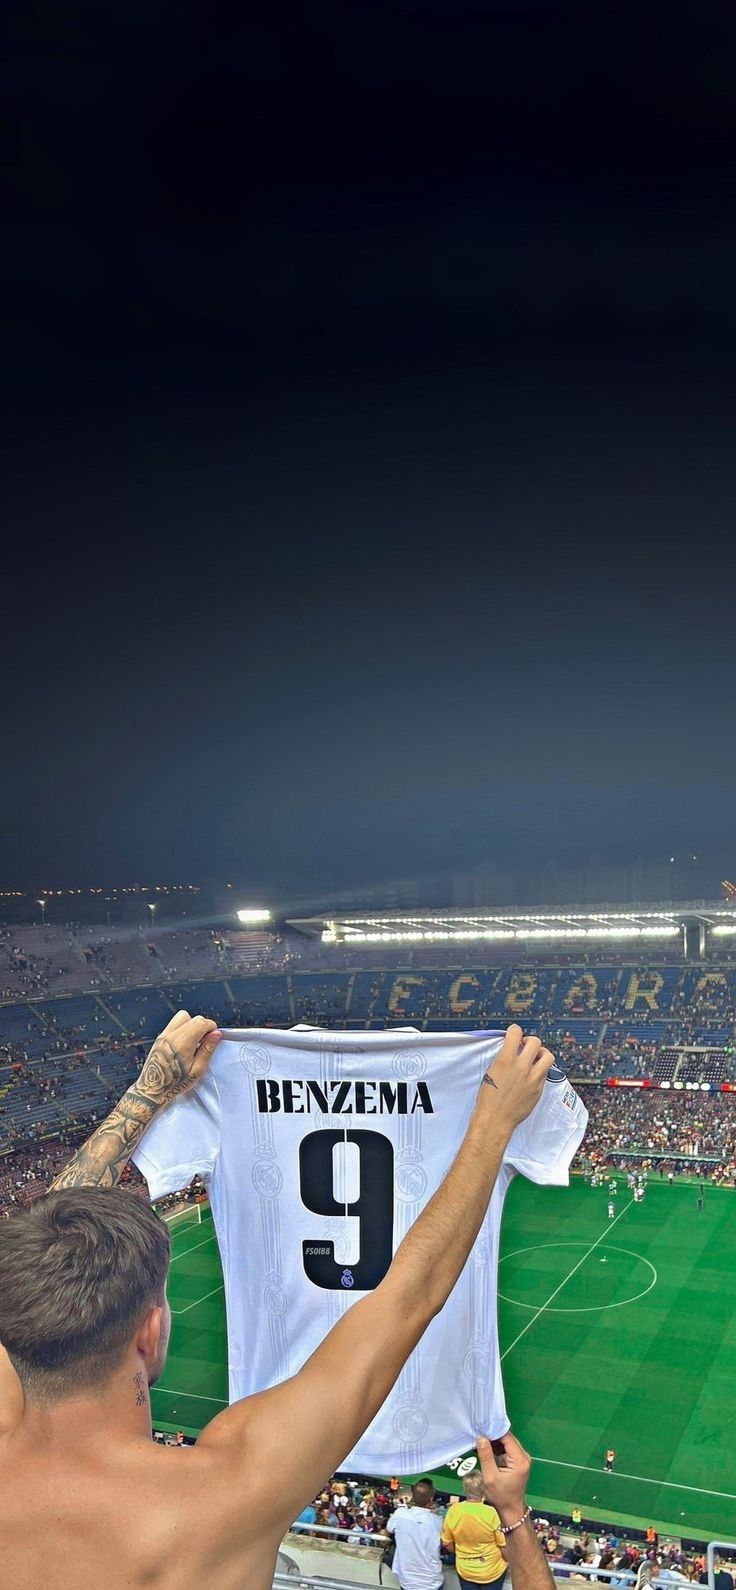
[498,1242,657,1314]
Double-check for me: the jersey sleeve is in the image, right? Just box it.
[131,1068,222,1198]
[505,1073,588,1185]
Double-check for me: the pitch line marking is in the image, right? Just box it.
[530,1455,736,1504]
[168,1231,218,1264]
[500,1199,634,1361]
[153,1387,227,1404]
[498,1242,657,1313]
[170,1282,225,1314]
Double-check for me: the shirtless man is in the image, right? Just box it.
[0,1011,557,1590]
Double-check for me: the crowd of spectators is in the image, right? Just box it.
[288,1475,735,1583]
[547,1036,657,1081]
[578,1088,736,1180]
[0,1141,201,1218]
[292,1474,399,1539]
[0,928,56,1000]
[0,1134,84,1214]
[541,1526,731,1583]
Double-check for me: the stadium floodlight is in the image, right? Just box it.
[236,908,272,925]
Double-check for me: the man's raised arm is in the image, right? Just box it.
[476,1433,555,1590]
[199,1025,553,1537]
[48,1011,221,1191]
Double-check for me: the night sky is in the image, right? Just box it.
[4,1,736,898]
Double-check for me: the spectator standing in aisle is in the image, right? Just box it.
[441,1471,508,1588]
[386,1478,443,1590]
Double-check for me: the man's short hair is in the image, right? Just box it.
[411,1479,435,1507]
[0,1187,170,1403]
[463,1472,485,1499]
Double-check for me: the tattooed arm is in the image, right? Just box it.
[48,1011,221,1191]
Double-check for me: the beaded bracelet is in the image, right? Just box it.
[500,1504,532,1535]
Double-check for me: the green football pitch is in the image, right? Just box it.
[152,1179,736,1542]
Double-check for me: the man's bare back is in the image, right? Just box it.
[0,1423,280,1590]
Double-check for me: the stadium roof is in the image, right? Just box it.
[287,901,736,943]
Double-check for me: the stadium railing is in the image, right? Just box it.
[272,1570,642,1590]
[274,1576,374,1589]
[279,1539,734,1590]
[283,1529,692,1588]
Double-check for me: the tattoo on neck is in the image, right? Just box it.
[482,1074,498,1090]
[134,1371,147,1407]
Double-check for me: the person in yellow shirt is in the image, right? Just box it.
[441,1471,508,1588]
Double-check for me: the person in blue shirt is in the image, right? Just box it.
[699,1557,733,1590]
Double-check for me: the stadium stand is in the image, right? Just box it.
[35,995,118,1042]
[227,974,291,1024]
[4,931,736,1211]
[104,987,177,1033]
[579,1085,736,1177]
[0,1002,53,1059]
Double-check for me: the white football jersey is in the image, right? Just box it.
[133,1025,587,1472]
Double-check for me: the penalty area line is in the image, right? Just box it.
[170,1282,224,1315]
